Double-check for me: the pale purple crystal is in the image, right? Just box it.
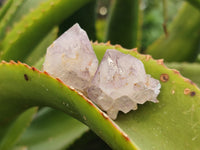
[43,23,98,91]
[87,49,161,120]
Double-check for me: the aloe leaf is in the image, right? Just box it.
[146,3,200,62]
[93,43,200,149]
[15,108,88,150]
[0,0,56,42]
[0,107,37,150]
[0,42,200,149]
[24,27,58,66]
[0,0,94,61]
[0,0,26,40]
[105,0,139,48]
[0,60,137,150]
[0,0,51,36]
[8,0,50,24]
[0,0,13,21]
[166,62,200,87]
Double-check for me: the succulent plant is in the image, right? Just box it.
[0,0,200,150]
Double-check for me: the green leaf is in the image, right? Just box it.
[0,107,37,150]
[93,43,200,149]
[146,3,200,62]
[0,0,94,61]
[0,0,56,46]
[24,27,58,66]
[0,43,200,150]
[0,0,26,40]
[105,0,139,48]
[0,0,13,21]
[0,60,137,150]
[15,108,88,150]
[8,0,51,24]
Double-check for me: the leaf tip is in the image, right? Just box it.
[106,41,110,45]
[10,60,16,64]
[144,54,152,61]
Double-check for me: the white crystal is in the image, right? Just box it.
[43,23,98,91]
[87,49,161,120]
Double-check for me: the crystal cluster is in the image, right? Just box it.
[87,50,161,119]
[43,23,161,120]
[43,23,98,91]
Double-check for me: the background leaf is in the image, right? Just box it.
[146,2,200,62]
[0,107,37,150]
[15,108,88,150]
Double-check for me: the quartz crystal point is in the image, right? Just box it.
[87,49,161,120]
[43,23,98,91]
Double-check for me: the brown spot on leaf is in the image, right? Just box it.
[184,88,190,95]
[171,90,175,95]
[184,89,196,97]
[160,74,169,82]
[190,91,196,97]
[24,74,29,81]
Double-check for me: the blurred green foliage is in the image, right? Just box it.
[96,0,185,51]
[141,0,183,50]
